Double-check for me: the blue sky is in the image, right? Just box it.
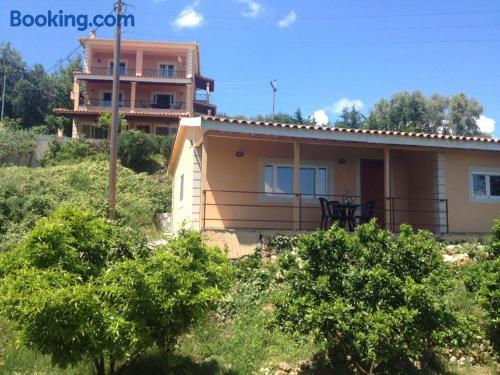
[1,0,499,136]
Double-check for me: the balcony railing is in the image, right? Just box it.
[201,190,449,234]
[80,67,187,79]
[79,98,185,110]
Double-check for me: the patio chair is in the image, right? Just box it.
[319,198,342,229]
[354,200,375,226]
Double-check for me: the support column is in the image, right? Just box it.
[85,41,92,73]
[135,49,143,76]
[73,79,80,110]
[200,133,209,231]
[293,141,301,230]
[186,49,194,115]
[130,82,137,112]
[433,153,447,234]
[384,147,392,231]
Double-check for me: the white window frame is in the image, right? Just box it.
[262,161,329,201]
[157,61,177,77]
[179,173,185,206]
[469,167,500,203]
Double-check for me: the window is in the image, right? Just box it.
[80,125,107,139]
[152,94,173,109]
[179,174,184,203]
[264,164,328,197]
[159,63,176,77]
[102,92,123,107]
[471,169,500,201]
[109,61,126,75]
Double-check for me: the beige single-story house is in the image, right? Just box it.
[167,116,500,257]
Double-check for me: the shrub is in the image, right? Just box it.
[489,220,500,258]
[41,139,108,166]
[274,221,478,374]
[118,130,159,172]
[0,128,36,166]
[0,207,231,375]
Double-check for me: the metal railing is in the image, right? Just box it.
[81,67,187,79]
[79,98,185,110]
[201,190,449,234]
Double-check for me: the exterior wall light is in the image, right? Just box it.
[235,151,244,158]
[338,158,346,164]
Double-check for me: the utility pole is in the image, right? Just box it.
[108,0,122,219]
[1,71,6,124]
[270,79,277,121]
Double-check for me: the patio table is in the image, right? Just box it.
[336,203,360,232]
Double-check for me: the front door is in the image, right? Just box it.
[360,159,385,228]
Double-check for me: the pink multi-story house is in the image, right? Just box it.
[55,33,215,138]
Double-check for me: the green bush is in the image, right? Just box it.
[0,207,231,375]
[118,130,159,172]
[274,221,478,374]
[0,128,36,166]
[489,220,500,258]
[41,139,108,166]
[0,160,170,252]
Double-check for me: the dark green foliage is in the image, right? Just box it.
[335,106,366,129]
[118,131,175,173]
[466,221,500,357]
[118,130,160,172]
[0,208,231,375]
[274,221,478,374]
[0,42,81,127]
[41,139,109,166]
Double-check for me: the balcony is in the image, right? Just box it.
[78,98,186,112]
[194,92,217,115]
[75,67,190,83]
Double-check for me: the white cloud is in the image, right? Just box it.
[172,3,204,29]
[313,109,329,126]
[238,0,262,18]
[330,98,364,114]
[477,115,496,134]
[278,10,297,28]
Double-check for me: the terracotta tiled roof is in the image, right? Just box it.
[202,116,500,144]
[54,108,190,118]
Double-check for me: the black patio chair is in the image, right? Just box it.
[354,200,375,226]
[319,198,342,229]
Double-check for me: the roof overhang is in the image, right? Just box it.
[167,117,203,176]
[200,116,500,152]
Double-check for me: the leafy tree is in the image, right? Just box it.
[50,56,82,110]
[275,221,478,374]
[447,93,483,136]
[0,206,231,375]
[0,42,27,120]
[366,91,486,136]
[335,106,366,129]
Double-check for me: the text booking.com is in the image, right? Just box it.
[10,10,135,31]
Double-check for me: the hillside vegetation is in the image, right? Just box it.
[0,160,170,252]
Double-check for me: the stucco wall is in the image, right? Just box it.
[445,150,500,233]
[172,138,194,231]
[203,135,384,230]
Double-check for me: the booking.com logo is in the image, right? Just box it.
[10,10,135,31]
